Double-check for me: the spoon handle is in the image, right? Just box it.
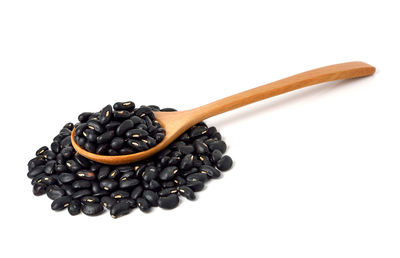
[188,61,375,121]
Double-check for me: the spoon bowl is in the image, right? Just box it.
[71,61,375,165]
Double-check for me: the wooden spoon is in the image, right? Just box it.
[71,61,375,165]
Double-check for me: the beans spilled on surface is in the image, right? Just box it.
[27,101,233,218]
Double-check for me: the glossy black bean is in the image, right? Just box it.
[36,146,48,156]
[130,185,144,200]
[134,106,153,118]
[73,154,91,168]
[68,200,81,215]
[87,120,105,134]
[162,181,176,188]
[59,172,76,184]
[64,122,74,130]
[154,133,165,143]
[91,181,101,194]
[59,128,71,137]
[99,104,113,125]
[28,156,45,171]
[101,196,116,209]
[148,180,161,191]
[60,136,72,148]
[120,171,135,181]
[159,166,179,181]
[119,179,140,189]
[66,160,81,172]
[51,196,72,211]
[206,126,217,137]
[177,145,194,154]
[110,201,132,218]
[142,166,158,182]
[119,147,135,155]
[186,172,208,183]
[82,203,104,216]
[208,140,227,153]
[113,101,135,111]
[126,128,148,138]
[46,185,65,200]
[178,186,195,200]
[95,144,108,154]
[186,181,204,192]
[72,180,91,189]
[27,165,45,178]
[72,189,92,199]
[180,154,194,170]
[61,147,74,159]
[182,167,199,177]
[100,179,118,191]
[51,141,61,153]
[115,119,134,137]
[174,176,186,186]
[83,128,97,143]
[158,187,178,197]
[114,110,131,120]
[211,149,223,163]
[96,130,114,144]
[137,197,150,212]
[143,190,159,206]
[158,194,179,209]
[105,121,121,131]
[217,155,233,171]
[110,137,124,150]
[198,155,212,165]
[78,112,93,123]
[98,166,111,180]
[76,170,96,180]
[81,196,100,204]
[199,165,221,178]
[194,140,209,154]
[61,184,75,196]
[33,183,47,196]
[190,126,208,138]
[43,150,56,160]
[127,139,148,151]
[111,190,130,199]
[107,168,119,179]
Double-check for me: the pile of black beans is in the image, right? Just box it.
[74,101,165,155]
[27,103,233,218]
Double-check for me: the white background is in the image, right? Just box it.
[0,1,399,257]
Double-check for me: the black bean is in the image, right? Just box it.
[190,126,208,138]
[68,200,81,215]
[78,112,93,123]
[111,190,129,199]
[199,165,221,178]
[74,154,91,168]
[83,128,97,143]
[46,185,65,200]
[137,197,150,212]
[114,110,131,120]
[108,168,120,179]
[99,105,113,125]
[127,139,149,151]
[97,131,115,144]
[178,186,196,200]
[27,165,45,179]
[75,123,88,135]
[61,147,74,159]
[98,166,111,180]
[158,187,178,197]
[211,149,223,163]
[105,121,120,131]
[134,106,153,118]
[110,201,132,218]
[158,194,179,210]
[82,203,104,216]
[100,179,118,191]
[174,176,186,186]
[66,160,81,172]
[194,140,209,154]
[148,180,161,191]
[58,172,76,184]
[61,184,75,196]
[33,183,47,196]
[142,166,158,182]
[217,155,233,171]
[180,154,194,170]
[110,137,124,150]
[119,179,140,189]
[36,146,48,156]
[126,129,148,138]
[130,185,144,200]
[186,181,204,192]
[51,141,61,153]
[43,150,56,160]
[81,196,100,204]
[72,189,92,199]
[51,196,72,211]
[64,122,74,130]
[101,196,116,209]
[87,120,105,134]
[143,190,159,207]
[76,170,96,180]
[186,172,208,183]
[159,166,179,181]
[208,140,227,153]
[72,180,91,189]
[177,145,194,155]
[60,137,72,148]
[119,147,135,155]
[113,101,135,111]
[116,119,135,137]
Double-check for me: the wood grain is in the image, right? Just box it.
[71,61,375,164]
